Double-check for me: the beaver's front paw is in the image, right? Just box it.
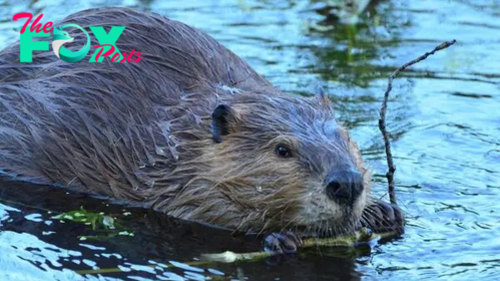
[263,231,303,254]
[361,201,405,234]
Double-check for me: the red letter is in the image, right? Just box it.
[111,52,121,62]
[119,52,128,63]
[12,12,33,34]
[126,49,138,63]
[30,14,44,33]
[93,44,115,62]
[134,52,142,63]
[42,21,53,33]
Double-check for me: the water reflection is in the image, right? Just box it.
[0,180,373,280]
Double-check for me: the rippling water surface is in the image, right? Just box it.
[0,0,499,280]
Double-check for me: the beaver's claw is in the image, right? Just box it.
[263,231,303,254]
[361,201,405,234]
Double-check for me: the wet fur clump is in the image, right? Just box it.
[0,7,394,236]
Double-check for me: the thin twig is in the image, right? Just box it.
[379,40,457,205]
[76,228,397,275]
[200,227,395,263]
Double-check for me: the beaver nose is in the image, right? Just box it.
[325,170,364,206]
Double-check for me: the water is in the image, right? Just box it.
[0,0,499,280]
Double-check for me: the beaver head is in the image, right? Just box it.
[164,87,370,237]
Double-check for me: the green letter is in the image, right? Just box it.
[89,26,125,62]
[19,28,49,63]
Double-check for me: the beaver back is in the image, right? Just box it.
[0,7,270,198]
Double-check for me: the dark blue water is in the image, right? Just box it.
[0,0,499,280]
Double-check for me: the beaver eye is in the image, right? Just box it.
[275,144,292,158]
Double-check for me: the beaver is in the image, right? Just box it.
[0,7,402,252]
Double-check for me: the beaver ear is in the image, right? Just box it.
[211,104,237,143]
[315,86,331,108]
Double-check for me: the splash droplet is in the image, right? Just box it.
[155,147,165,156]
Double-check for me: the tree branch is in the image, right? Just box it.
[379,40,457,205]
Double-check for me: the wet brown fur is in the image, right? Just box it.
[0,7,386,236]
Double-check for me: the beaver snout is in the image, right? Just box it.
[325,169,364,206]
